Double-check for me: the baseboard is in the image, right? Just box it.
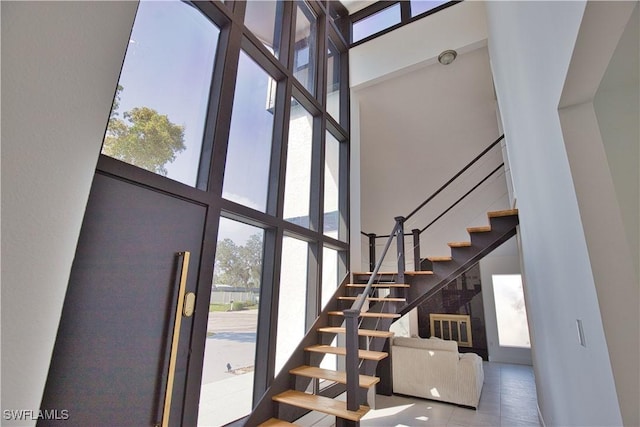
[538,403,546,427]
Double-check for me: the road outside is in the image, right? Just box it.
[201,309,258,384]
[198,308,258,426]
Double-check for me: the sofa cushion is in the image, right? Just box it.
[393,336,458,352]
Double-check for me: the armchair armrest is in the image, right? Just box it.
[456,353,484,408]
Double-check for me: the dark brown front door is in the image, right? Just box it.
[40,172,206,426]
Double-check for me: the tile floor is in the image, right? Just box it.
[299,362,540,427]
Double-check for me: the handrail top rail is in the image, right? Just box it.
[404,134,504,221]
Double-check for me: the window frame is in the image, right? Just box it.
[349,0,461,47]
[95,0,351,424]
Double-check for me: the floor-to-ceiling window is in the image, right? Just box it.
[99,0,350,424]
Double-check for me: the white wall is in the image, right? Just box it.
[486,1,624,426]
[349,90,363,273]
[1,1,137,421]
[593,4,639,279]
[350,1,508,269]
[559,3,639,425]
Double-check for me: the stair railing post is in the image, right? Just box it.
[395,216,406,284]
[412,228,421,271]
[367,233,376,272]
[343,308,360,412]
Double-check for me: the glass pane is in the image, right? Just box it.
[352,3,401,43]
[222,51,276,212]
[411,0,449,17]
[245,1,283,59]
[102,0,218,187]
[283,98,313,227]
[451,321,459,342]
[434,320,441,337]
[324,132,341,238]
[443,321,450,340]
[198,218,264,426]
[326,41,341,122]
[321,247,338,309]
[493,274,531,348]
[460,321,469,342]
[275,236,309,375]
[293,1,317,96]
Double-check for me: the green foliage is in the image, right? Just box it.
[209,303,229,312]
[231,301,245,311]
[213,233,263,289]
[103,85,185,175]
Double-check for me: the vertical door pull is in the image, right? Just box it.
[159,251,190,427]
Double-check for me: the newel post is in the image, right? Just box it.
[367,233,376,272]
[343,308,360,412]
[412,228,421,271]
[395,216,406,284]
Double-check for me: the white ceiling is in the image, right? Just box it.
[348,2,504,237]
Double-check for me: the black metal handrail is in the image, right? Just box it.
[348,134,506,412]
[361,135,505,267]
[404,134,504,222]
[344,217,404,411]
[419,163,504,234]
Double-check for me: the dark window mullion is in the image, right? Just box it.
[315,6,327,105]
[309,115,324,233]
[291,83,323,117]
[269,77,293,220]
[400,0,411,22]
[229,0,246,18]
[205,21,243,197]
[277,0,295,70]
[339,137,349,243]
[306,241,321,329]
[255,226,284,393]
[339,46,350,133]
[193,9,230,190]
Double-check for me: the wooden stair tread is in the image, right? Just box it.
[318,326,394,338]
[305,344,388,361]
[353,271,400,275]
[448,241,471,248]
[259,418,298,426]
[346,283,409,288]
[338,296,406,302]
[488,209,518,218]
[328,311,400,319]
[353,271,433,276]
[467,225,491,233]
[290,365,380,388]
[273,390,369,422]
[427,256,452,262]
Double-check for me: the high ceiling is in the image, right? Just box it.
[348,1,507,244]
[357,46,500,234]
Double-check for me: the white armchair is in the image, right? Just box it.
[391,336,484,408]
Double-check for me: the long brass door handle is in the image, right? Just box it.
[158,251,190,427]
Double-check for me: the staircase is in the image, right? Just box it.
[245,209,518,426]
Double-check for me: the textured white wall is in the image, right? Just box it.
[486,1,624,426]
[560,4,639,425]
[1,1,137,422]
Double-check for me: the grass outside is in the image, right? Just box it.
[209,302,258,312]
